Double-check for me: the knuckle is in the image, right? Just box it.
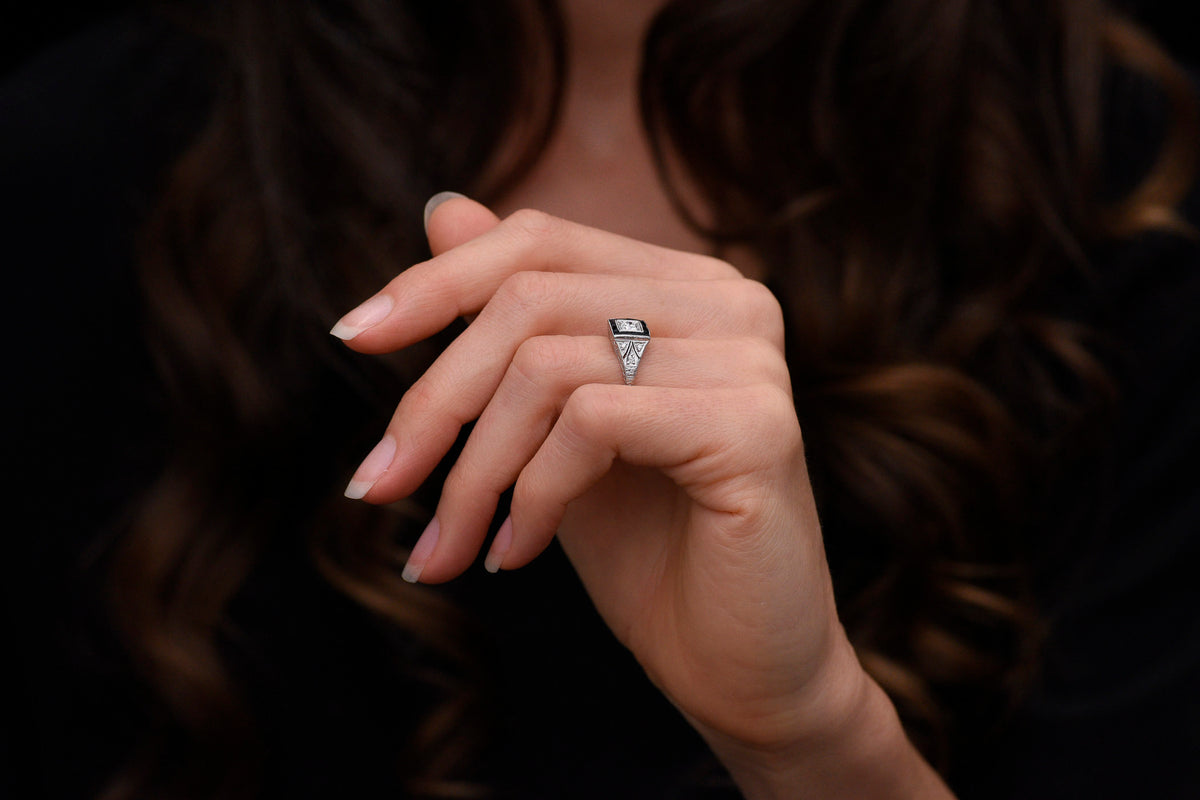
[447,442,512,498]
[414,260,456,304]
[742,383,803,449]
[738,337,789,384]
[753,381,796,417]
[400,377,441,417]
[695,253,742,279]
[510,473,543,522]
[739,280,786,345]
[495,269,561,314]
[559,383,619,439]
[505,207,562,242]
[440,461,474,500]
[509,338,545,382]
[510,336,576,391]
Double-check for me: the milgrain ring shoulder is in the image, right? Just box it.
[607,318,650,386]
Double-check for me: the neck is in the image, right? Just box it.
[493,0,725,264]
[558,0,668,98]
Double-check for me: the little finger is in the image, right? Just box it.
[413,336,789,582]
[497,382,803,571]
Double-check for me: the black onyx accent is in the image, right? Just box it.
[608,318,649,338]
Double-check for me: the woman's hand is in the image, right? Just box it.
[333,195,952,799]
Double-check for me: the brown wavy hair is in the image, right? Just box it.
[102,0,1197,796]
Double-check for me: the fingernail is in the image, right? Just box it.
[484,516,513,574]
[423,191,468,233]
[402,517,440,583]
[343,434,396,499]
[330,293,394,340]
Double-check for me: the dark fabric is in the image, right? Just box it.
[4,13,1199,800]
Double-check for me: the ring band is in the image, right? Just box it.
[608,319,650,385]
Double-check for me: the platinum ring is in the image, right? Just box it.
[608,319,650,385]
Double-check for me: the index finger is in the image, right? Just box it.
[333,206,740,353]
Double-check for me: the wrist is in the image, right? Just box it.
[700,641,954,800]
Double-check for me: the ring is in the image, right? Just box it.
[608,319,650,385]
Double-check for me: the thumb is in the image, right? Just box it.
[423,191,502,255]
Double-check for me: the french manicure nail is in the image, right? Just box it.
[423,190,467,233]
[484,516,513,574]
[402,517,440,584]
[330,293,394,340]
[343,434,396,500]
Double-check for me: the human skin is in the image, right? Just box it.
[331,194,955,800]
[330,2,955,795]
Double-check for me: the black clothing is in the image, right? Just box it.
[4,13,1200,800]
